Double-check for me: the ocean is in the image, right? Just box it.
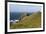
[10,12,32,21]
[10,12,22,20]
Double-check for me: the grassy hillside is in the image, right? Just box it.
[10,12,41,29]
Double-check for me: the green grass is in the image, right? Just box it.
[10,12,41,29]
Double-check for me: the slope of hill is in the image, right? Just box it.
[10,12,41,29]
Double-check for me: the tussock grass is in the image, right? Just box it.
[10,12,41,29]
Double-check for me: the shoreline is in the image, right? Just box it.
[10,20,19,24]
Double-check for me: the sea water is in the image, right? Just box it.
[10,12,32,23]
[10,12,22,20]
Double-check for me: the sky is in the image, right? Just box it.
[9,4,41,13]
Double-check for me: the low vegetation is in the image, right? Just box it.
[10,12,41,29]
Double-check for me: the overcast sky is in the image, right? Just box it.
[9,4,41,13]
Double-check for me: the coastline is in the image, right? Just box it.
[10,20,19,24]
